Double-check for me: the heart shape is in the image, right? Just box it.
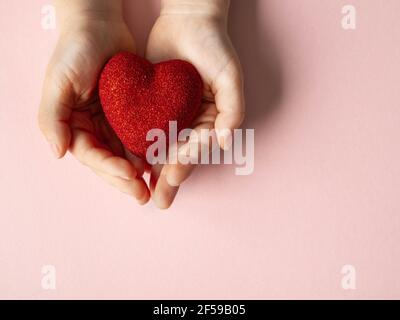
[99,52,203,161]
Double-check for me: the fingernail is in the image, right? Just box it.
[136,194,148,206]
[49,142,60,158]
[119,170,137,181]
[178,143,198,162]
[166,174,179,187]
[136,186,149,205]
[218,130,232,151]
[178,143,190,157]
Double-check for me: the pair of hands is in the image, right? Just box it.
[38,0,245,209]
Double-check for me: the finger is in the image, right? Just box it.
[150,165,179,210]
[93,169,150,205]
[93,112,126,157]
[70,128,137,180]
[165,161,195,187]
[38,73,73,158]
[125,149,147,177]
[213,61,246,150]
[165,119,215,187]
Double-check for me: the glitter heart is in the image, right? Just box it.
[99,52,203,161]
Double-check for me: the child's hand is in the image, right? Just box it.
[146,0,245,208]
[38,0,150,204]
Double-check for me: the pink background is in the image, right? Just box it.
[1,0,399,299]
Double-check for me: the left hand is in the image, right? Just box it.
[146,0,245,209]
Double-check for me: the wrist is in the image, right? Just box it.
[55,0,124,31]
[161,0,230,19]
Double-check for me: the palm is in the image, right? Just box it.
[56,23,134,154]
[69,100,124,156]
[146,15,237,129]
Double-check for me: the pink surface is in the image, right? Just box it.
[0,0,399,299]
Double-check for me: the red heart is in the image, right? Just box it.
[99,52,203,161]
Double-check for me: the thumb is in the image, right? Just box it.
[213,62,245,150]
[38,72,72,158]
